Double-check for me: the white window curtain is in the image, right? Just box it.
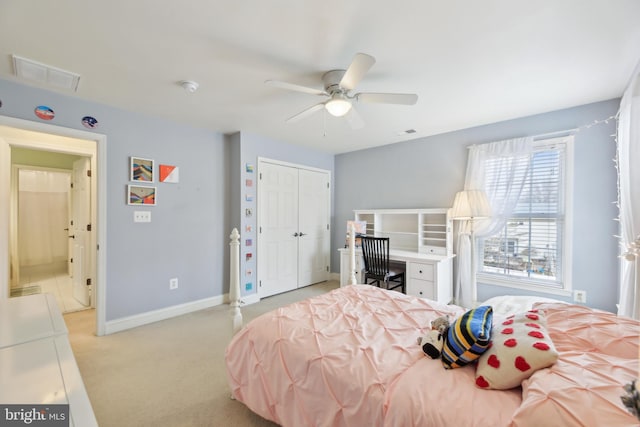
[456,137,533,307]
[617,62,640,320]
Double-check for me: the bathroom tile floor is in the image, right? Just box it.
[15,264,89,314]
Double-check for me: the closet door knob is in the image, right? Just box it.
[299,232,307,237]
[293,232,299,237]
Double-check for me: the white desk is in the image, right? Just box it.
[0,294,98,427]
[338,248,455,304]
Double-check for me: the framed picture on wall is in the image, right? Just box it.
[130,156,154,182]
[127,185,157,206]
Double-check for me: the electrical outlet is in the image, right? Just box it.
[134,211,151,223]
[169,278,178,290]
[573,290,587,303]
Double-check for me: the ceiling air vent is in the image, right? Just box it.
[12,54,81,91]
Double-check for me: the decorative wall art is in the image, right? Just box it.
[130,157,154,182]
[159,164,179,183]
[246,179,253,187]
[34,105,55,120]
[127,185,157,206]
[82,116,98,129]
[246,163,254,173]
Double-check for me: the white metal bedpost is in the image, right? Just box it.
[349,222,357,285]
[229,228,243,333]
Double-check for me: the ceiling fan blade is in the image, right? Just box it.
[265,79,327,96]
[356,92,418,105]
[345,107,364,130]
[286,103,325,123]
[339,53,376,91]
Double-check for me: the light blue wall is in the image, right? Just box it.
[0,78,227,321]
[231,131,334,296]
[334,99,620,312]
[0,79,334,322]
[1,76,621,317]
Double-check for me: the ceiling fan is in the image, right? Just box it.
[265,53,418,129]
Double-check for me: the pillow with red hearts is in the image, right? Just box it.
[475,309,558,390]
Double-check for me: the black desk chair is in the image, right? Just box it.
[360,236,406,294]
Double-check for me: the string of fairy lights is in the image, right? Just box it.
[605,111,640,262]
[569,112,638,261]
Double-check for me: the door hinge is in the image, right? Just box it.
[326,224,329,230]
[86,278,92,286]
[259,280,262,287]
[326,266,329,272]
[327,182,329,189]
[259,172,262,180]
[70,220,74,226]
[87,169,92,177]
[259,226,262,234]
[70,258,73,263]
[70,182,74,189]
[87,223,92,231]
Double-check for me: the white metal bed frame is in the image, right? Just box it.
[228,223,358,333]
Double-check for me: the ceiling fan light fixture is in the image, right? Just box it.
[325,95,352,117]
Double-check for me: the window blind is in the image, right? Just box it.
[481,140,566,286]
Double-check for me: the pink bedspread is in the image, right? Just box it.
[225,285,639,427]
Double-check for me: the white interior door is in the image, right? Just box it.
[71,157,91,306]
[258,162,298,297]
[67,187,72,276]
[297,169,330,286]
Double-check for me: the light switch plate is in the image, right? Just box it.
[134,211,151,223]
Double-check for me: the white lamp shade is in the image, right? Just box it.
[325,95,352,117]
[451,190,492,219]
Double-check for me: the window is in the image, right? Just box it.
[478,136,573,293]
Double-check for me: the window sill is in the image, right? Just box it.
[477,273,572,298]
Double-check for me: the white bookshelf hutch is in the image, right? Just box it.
[338,208,455,304]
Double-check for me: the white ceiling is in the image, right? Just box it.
[1,1,639,154]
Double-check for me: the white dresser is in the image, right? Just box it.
[0,294,98,427]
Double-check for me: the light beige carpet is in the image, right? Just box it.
[64,280,339,427]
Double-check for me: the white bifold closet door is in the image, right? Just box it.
[258,160,330,298]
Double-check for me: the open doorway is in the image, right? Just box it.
[0,116,107,336]
[11,159,92,314]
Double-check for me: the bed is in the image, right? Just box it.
[224,230,640,427]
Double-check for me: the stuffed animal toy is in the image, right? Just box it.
[418,316,451,359]
[431,315,450,334]
[419,330,445,359]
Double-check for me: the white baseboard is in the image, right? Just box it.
[104,295,225,335]
[240,293,260,306]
